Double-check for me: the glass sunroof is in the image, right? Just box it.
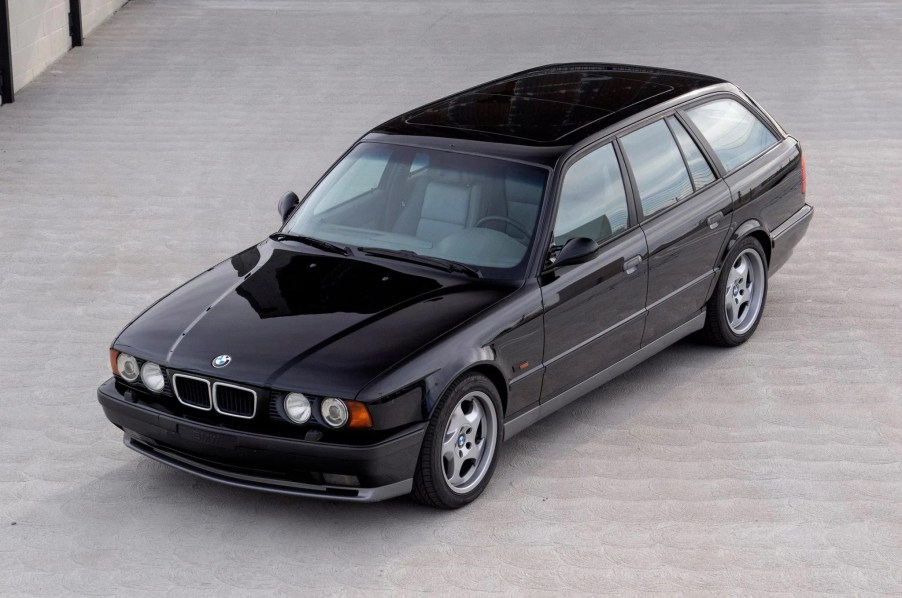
[406,71,674,143]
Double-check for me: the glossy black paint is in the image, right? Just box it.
[553,236,600,268]
[97,379,425,491]
[638,178,733,343]
[115,240,519,399]
[378,63,723,146]
[540,228,648,400]
[100,63,812,501]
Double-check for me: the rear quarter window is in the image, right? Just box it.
[685,98,778,172]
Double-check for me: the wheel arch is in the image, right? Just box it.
[726,219,772,267]
[424,360,509,419]
[466,362,509,416]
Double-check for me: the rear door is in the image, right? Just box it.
[540,142,648,400]
[618,117,732,345]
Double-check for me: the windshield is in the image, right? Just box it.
[283,142,548,278]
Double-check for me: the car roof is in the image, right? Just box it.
[372,63,725,150]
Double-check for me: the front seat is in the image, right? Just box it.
[394,169,482,244]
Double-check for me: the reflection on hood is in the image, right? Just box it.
[233,249,443,318]
[116,240,518,395]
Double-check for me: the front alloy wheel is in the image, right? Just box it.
[412,373,502,508]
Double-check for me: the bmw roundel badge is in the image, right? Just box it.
[212,354,232,368]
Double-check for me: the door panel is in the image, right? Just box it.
[640,180,732,342]
[540,228,648,400]
[618,115,733,346]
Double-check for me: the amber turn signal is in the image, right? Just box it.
[109,349,121,377]
[346,400,373,429]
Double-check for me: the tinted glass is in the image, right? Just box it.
[620,120,693,218]
[553,143,628,246]
[286,143,548,277]
[686,98,778,172]
[312,145,392,215]
[409,152,429,174]
[667,116,715,189]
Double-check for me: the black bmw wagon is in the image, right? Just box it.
[99,63,812,508]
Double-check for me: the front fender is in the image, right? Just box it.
[355,281,545,420]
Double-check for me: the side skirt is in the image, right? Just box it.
[503,310,706,439]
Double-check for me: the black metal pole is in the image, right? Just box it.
[0,0,14,104]
[69,0,83,47]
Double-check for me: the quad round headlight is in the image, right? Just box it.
[284,393,312,424]
[116,353,140,382]
[140,362,165,393]
[321,397,348,428]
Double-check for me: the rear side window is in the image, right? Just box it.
[666,116,715,189]
[685,98,778,172]
[620,120,693,218]
[553,143,628,246]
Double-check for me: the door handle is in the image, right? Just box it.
[623,255,642,274]
[706,211,724,229]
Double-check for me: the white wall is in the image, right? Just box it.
[8,0,71,92]
[6,0,128,93]
[81,0,127,37]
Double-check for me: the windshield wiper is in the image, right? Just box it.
[270,233,350,256]
[359,247,481,278]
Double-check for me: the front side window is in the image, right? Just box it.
[553,143,629,247]
[620,120,693,218]
[285,143,548,277]
[685,98,778,172]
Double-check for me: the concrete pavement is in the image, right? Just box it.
[1,0,900,594]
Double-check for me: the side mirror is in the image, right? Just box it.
[552,237,598,268]
[277,191,300,224]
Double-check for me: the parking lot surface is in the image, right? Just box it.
[1,0,901,594]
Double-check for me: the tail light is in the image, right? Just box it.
[800,155,807,195]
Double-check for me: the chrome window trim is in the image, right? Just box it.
[172,373,212,411]
[212,381,258,420]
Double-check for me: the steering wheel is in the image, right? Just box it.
[475,216,531,243]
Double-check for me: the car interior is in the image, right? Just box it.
[292,144,548,270]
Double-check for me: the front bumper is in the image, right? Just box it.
[97,378,425,502]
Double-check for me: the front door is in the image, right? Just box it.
[540,142,648,400]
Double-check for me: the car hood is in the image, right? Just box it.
[115,240,518,397]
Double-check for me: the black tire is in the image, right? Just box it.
[703,236,769,347]
[411,373,503,509]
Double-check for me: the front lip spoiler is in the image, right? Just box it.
[124,433,413,502]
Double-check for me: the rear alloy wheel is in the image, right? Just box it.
[703,236,769,347]
[412,373,502,509]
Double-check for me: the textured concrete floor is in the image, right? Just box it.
[1,0,901,595]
